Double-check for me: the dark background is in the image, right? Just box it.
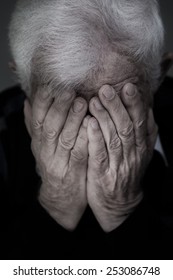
[0,0,173,93]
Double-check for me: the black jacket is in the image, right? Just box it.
[0,77,173,260]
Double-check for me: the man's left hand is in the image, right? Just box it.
[87,83,158,232]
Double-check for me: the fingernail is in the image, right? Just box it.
[125,84,136,97]
[94,99,103,110]
[73,100,84,113]
[38,88,50,100]
[102,86,115,100]
[91,119,99,130]
[83,116,91,128]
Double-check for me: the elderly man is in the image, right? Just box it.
[1,0,173,259]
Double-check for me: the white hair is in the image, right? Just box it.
[9,0,164,97]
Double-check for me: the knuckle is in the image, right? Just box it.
[32,119,43,130]
[71,148,86,162]
[43,123,57,141]
[95,150,108,165]
[119,123,133,139]
[135,118,146,130]
[109,136,121,151]
[59,133,74,150]
[136,137,145,148]
[44,130,57,141]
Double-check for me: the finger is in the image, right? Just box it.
[70,115,91,169]
[40,90,76,160]
[98,85,135,158]
[24,99,32,137]
[54,97,87,168]
[89,97,122,171]
[32,87,53,141]
[121,83,147,151]
[87,118,109,174]
[147,108,158,156]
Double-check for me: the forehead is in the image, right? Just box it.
[77,52,141,101]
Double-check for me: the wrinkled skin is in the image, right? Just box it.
[87,83,157,232]
[24,89,89,230]
[24,82,158,232]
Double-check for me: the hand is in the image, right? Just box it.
[24,88,89,230]
[87,83,158,232]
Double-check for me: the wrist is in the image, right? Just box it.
[38,189,87,231]
[92,191,144,233]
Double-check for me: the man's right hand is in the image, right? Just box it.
[24,88,89,230]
